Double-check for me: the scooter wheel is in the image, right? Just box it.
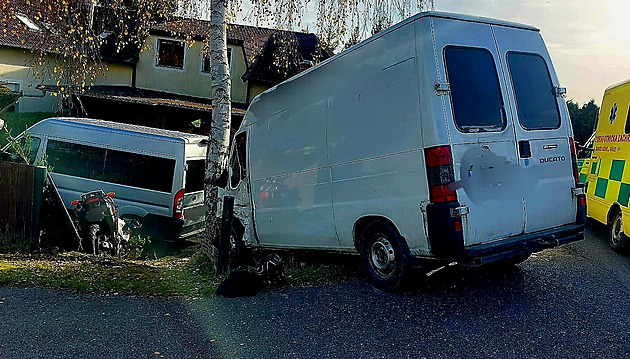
[86,223,101,255]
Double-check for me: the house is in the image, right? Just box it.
[0,2,333,134]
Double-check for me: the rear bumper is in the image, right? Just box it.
[458,223,584,266]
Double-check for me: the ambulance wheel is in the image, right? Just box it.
[360,221,407,292]
[609,211,628,253]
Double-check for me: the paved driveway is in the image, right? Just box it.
[2,222,630,358]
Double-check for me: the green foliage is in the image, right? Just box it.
[125,235,152,260]
[0,226,31,253]
[0,87,19,110]
[568,99,599,145]
[0,112,57,147]
[0,251,222,297]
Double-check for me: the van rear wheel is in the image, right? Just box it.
[360,221,407,292]
[609,211,628,253]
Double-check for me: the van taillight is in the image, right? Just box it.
[425,145,457,203]
[569,138,579,185]
[174,189,185,219]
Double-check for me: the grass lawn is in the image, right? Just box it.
[0,251,222,297]
[0,249,361,297]
[0,111,58,146]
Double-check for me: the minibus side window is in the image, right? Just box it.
[4,136,41,164]
[507,52,561,130]
[47,140,106,180]
[625,104,630,134]
[28,136,41,164]
[444,46,506,133]
[103,149,175,193]
[47,139,175,192]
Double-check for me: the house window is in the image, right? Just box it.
[202,48,232,73]
[157,39,185,69]
[16,14,41,31]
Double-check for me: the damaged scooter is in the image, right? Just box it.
[72,190,138,256]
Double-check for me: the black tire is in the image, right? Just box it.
[609,210,628,253]
[86,223,101,255]
[360,221,407,292]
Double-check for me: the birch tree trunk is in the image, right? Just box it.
[202,0,232,260]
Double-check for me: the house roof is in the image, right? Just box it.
[150,17,333,84]
[150,18,291,68]
[0,2,137,62]
[241,32,333,85]
[47,85,248,115]
[1,1,334,88]
[0,4,61,52]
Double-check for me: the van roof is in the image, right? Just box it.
[243,11,539,128]
[419,11,539,31]
[605,79,630,92]
[45,117,207,143]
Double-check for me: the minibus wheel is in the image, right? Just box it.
[360,220,406,292]
[609,211,628,253]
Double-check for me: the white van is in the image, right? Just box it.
[223,12,586,290]
[2,118,207,240]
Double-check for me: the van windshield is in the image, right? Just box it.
[185,159,205,192]
[444,46,506,133]
[507,52,560,130]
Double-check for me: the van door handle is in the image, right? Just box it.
[519,140,532,158]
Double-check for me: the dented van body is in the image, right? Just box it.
[223,12,585,290]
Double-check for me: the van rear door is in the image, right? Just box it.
[493,26,577,232]
[182,158,206,236]
[432,17,525,246]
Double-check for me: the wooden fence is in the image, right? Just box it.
[0,160,46,245]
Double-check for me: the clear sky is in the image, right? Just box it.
[434,0,630,106]
[237,0,630,106]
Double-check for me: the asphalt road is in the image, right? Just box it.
[2,220,630,359]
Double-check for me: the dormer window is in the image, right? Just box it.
[202,47,231,73]
[157,39,185,69]
[16,14,40,31]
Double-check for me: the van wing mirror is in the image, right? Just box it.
[216,168,229,188]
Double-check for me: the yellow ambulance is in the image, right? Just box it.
[581,79,630,252]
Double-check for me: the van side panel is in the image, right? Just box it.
[325,21,429,253]
[416,18,453,149]
[249,90,338,248]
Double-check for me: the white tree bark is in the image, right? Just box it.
[203,0,232,259]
